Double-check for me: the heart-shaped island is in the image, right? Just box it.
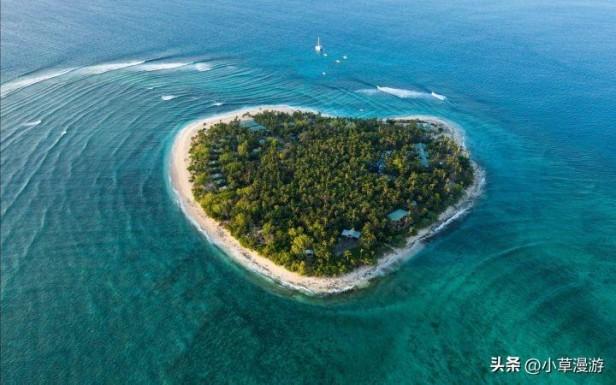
[171,106,483,295]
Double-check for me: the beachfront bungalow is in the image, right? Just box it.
[387,209,410,230]
[341,229,361,240]
[240,119,266,132]
[335,229,361,256]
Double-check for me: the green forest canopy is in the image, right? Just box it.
[189,111,474,276]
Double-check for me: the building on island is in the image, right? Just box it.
[336,229,361,256]
[240,119,266,132]
[387,209,410,230]
[341,229,361,239]
[415,143,429,167]
[342,229,361,239]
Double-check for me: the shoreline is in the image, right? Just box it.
[169,105,485,295]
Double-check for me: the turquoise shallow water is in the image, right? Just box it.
[1,0,616,384]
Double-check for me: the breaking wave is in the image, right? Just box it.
[376,86,433,99]
[1,68,75,98]
[195,63,213,72]
[357,86,447,101]
[78,60,145,75]
[22,120,42,127]
[355,88,380,96]
[0,57,219,99]
[138,62,192,72]
[431,91,447,101]
[161,95,178,101]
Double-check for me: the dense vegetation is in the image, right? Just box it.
[189,111,474,276]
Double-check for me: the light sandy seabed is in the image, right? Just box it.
[169,105,485,295]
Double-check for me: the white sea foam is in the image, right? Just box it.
[79,60,145,75]
[356,88,380,95]
[434,207,469,232]
[138,62,192,72]
[357,86,443,100]
[212,102,224,106]
[376,86,433,99]
[194,62,213,72]
[431,91,447,101]
[161,95,178,101]
[23,120,42,127]
[1,68,75,97]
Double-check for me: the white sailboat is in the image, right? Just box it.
[314,36,323,53]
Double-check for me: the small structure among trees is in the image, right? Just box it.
[387,209,410,230]
[341,229,361,239]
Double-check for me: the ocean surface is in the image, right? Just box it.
[1,0,615,384]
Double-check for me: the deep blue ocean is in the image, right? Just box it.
[1,1,615,384]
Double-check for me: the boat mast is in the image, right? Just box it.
[315,36,323,53]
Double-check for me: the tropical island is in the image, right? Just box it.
[170,106,483,294]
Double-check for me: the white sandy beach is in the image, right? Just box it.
[170,105,485,295]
